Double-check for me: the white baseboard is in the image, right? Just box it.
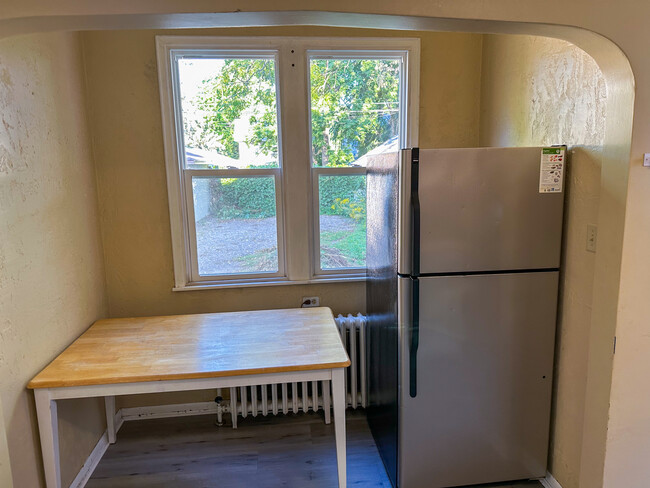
[70,411,123,488]
[119,401,221,421]
[540,472,563,488]
[69,432,110,488]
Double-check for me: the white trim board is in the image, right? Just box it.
[70,412,123,488]
[69,404,232,487]
[540,472,563,488]
[119,401,220,421]
[69,432,109,488]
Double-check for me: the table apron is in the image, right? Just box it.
[37,369,335,401]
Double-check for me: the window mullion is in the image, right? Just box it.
[277,42,312,281]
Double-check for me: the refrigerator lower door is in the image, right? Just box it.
[399,272,559,488]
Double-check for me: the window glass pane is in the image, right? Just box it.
[178,57,279,169]
[192,176,279,276]
[318,175,366,269]
[310,58,401,168]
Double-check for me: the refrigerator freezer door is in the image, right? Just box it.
[399,272,559,488]
[416,147,564,274]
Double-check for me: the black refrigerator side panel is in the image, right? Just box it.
[366,151,400,487]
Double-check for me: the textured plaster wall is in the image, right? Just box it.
[0,32,108,487]
[480,35,605,147]
[479,34,606,488]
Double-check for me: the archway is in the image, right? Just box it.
[0,11,634,488]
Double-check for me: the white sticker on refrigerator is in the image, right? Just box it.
[539,147,566,193]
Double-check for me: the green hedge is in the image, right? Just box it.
[209,177,276,219]
[205,173,366,220]
[319,175,366,217]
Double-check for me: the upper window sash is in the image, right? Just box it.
[307,49,411,155]
[171,51,282,172]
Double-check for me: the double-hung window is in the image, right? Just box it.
[156,36,419,289]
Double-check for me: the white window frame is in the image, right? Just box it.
[156,36,420,290]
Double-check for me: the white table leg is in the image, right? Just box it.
[34,389,61,488]
[230,387,238,429]
[312,381,318,412]
[323,379,331,424]
[332,368,347,488]
[105,396,116,444]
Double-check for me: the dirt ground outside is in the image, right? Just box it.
[196,214,359,275]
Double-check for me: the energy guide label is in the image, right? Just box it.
[539,147,565,193]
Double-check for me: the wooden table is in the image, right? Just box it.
[28,307,351,488]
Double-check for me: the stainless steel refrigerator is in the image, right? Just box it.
[366,146,565,488]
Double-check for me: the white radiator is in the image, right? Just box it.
[226,313,367,428]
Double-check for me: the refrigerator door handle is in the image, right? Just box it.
[410,277,420,398]
[410,148,420,277]
[398,149,412,275]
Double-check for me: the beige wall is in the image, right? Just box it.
[0,32,108,487]
[0,3,645,486]
[0,396,12,487]
[479,34,606,488]
[81,26,482,322]
[82,25,483,409]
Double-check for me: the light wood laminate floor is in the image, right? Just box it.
[87,410,543,488]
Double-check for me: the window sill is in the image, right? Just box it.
[172,274,367,291]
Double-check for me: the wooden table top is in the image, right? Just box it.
[28,307,350,389]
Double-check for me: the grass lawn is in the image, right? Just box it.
[229,216,366,271]
[320,219,366,269]
[237,247,278,271]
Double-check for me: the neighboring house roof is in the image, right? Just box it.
[185,147,273,169]
[186,135,398,169]
[350,135,399,167]
[185,148,239,168]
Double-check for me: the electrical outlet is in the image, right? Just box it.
[587,224,598,253]
[301,296,320,308]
